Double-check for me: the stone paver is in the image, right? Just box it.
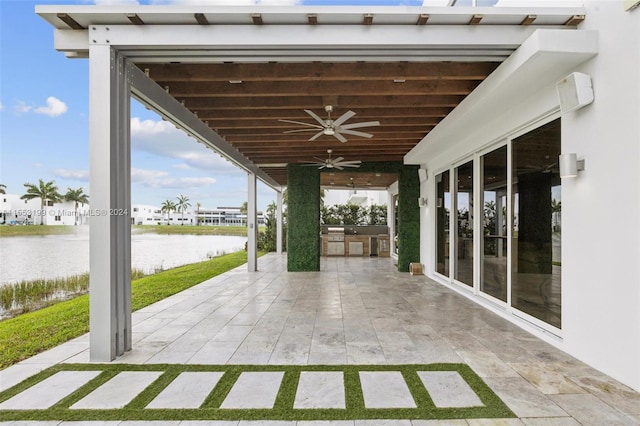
[417,371,483,408]
[359,371,416,408]
[294,371,345,409]
[71,371,163,409]
[146,372,224,409]
[220,372,284,409]
[0,371,100,410]
[3,254,640,425]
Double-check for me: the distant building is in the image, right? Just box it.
[0,193,89,226]
[131,204,264,227]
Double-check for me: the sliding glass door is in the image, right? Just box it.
[480,146,508,302]
[511,118,562,329]
[454,161,473,287]
[433,117,561,331]
[435,170,450,277]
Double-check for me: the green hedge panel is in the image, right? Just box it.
[287,164,321,271]
[397,165,421,272]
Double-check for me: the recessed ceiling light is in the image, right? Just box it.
[229,80,243,84]
[393,79,406,83]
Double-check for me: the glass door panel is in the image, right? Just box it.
[481,146,508,302]
[436,170,450,277]
[511,118,562,329]
[454,161,473,286]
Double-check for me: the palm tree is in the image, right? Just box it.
[21,179,62,225]
[161,199,176,225]
[176,194,191,226]
[0,184,6,194]
[64,187,90,226]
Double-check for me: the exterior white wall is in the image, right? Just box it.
[408,3,640,390]
[560,1,640,392]
[1,194,89,226]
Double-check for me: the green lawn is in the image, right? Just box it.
[0,225,251,237]
[0,250,254,369]
[133,225,249,236]
[0,225,77,237]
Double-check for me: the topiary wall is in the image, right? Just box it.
[287,164,321,271]
[397,165,421,272]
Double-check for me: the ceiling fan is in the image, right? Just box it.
[279,105,380,143]
[301,149,362,170]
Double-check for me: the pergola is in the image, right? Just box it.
[37,4,585,362]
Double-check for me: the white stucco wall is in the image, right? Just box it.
[560,1,640,392]
[407,2,640,390]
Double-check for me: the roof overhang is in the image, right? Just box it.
[36,5,588,189]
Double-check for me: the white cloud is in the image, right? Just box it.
[130,117,242,175]
[132,168,169,183]
[34,96,68,117]
[131,167,216,189]
[53,169,90,181]
[15,101,32,114]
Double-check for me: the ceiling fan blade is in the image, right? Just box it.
[340,120,380,130]
[334,132,348,143]
[333,156,344,163]
[332,110,356,127]
[337,160,362,165]
[318,164,327,169]
[339,129,374,138]
[309,130,325,141]
[278,119,323,128]
[284,128,323,134]
[334,164,344,170]
[304,109,328,127]
[338,163,361,168]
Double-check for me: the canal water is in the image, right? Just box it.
[0,229,247,284]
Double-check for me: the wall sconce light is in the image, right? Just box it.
[418,197,427,207]
[559,153,585,178]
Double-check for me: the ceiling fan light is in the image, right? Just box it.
[324,128,335,135]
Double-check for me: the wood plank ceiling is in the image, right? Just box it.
[141,61,499,187]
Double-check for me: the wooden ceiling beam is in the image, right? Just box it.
[191,107,451,119]
[203,117,440,128]
[218,126,432,136]
[57,13,84,30]
[160,80,478,97]
[181,95,464,110]
[224,134,422,144]
[142,62,497,82]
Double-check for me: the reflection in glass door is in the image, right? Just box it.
[454,161,473,286]
[436,171,450,277]
[481,146,508,302]
[511,118,562,329]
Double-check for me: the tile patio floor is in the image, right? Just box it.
[2,253,640,425]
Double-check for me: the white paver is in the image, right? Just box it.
[418,371,483,408]
[70,371,163,409]
[359,371,417,408]
[0,371,101,410]
[220,372,284,409]
[294,371,346,409]
[146,372,224,409]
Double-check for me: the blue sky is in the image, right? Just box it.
[0,0,425,212]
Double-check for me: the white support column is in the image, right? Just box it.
[89,44,132,361]
[247,172,258,272]
[276,189,284,255]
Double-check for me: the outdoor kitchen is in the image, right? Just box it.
[321,226,391,257]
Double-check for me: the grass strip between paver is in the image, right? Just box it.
[0,363,515,421]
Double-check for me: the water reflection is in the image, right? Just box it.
[0,230,247,284]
